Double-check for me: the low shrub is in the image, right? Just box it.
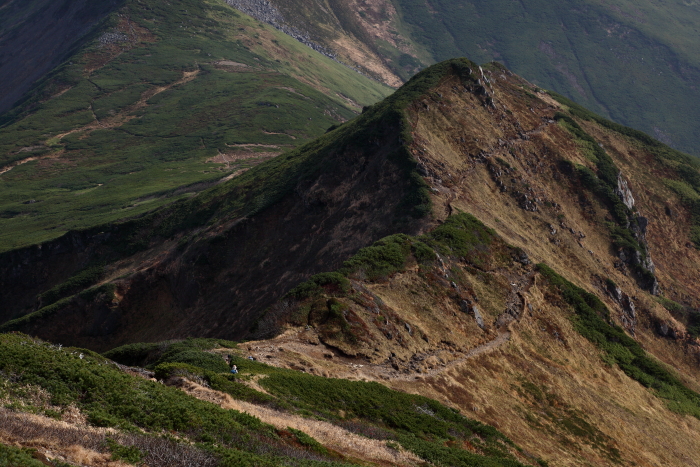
[0,443,46,467]
[158,350,229,373]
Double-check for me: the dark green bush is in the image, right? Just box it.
[159,350,229,373]
[0,443,47,467]
[0,333,273,442]
[340,234,412,280]
[106,438,143,464]
[105,337,237,368]
[286,272,350,300]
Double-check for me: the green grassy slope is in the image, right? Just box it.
[0,0,391,253]
[388,0,700,156]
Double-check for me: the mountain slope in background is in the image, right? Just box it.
[0,0,391,252]
[0,0,122,114]
[240,0,700,156]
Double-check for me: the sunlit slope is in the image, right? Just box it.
[0,0,391,252]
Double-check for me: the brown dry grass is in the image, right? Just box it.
[172,377,421,466]
[0,408,216,467]
[390,282,700,466]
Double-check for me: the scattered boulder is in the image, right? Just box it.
[657,320,682,340]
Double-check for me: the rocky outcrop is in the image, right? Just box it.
[226,0,336,60]
[620,294,637,335]
[615,173,635,211]
[613,173,659,295]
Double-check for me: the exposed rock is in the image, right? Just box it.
[473,306,485,329]
[657,320,682,340]
[620,294,637,335]
[637,216,649,235]
[615,173,635,210]
[607,282,623,301]
[515,249,530,265]
[226,0,338,62]
[99,31,129,45]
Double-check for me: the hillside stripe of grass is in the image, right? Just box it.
[536,263,700,418]
[104,337,236,368]
[258,371,524,466]
[37,265,105,308]
[286,211,501,302]
[0,284,115,333]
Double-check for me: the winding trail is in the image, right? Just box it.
[391,331,511,381]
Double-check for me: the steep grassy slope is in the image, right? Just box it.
[0,0,391,252]
[216,60,700,465]
[244,211,700,465]
[0,60,474,348]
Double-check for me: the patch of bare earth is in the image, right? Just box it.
[0,151,64,176]
[331,35,402,87]
[52,69,200,143]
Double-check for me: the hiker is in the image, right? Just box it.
[230,364,238,374]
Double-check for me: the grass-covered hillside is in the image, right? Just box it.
[0,0,391,253]
[0,332,540,466]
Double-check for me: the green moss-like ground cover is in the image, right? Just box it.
[111,337,530,466]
